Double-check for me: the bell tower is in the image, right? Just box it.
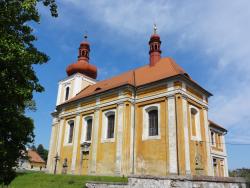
[149,24,162,66]
[56,35,97,106]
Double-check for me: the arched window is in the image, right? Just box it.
[191,108,198,136]
[86,118,92,141]
[68,121,74,143]
[148,110,158,136]
[65,87,70,101]
[142,104,160,140]
[107,114,115,139]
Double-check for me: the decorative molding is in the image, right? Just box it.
[57,89,208,119]
[81,115,94,143]
[189,105,202,141]
[63,119,75,146]
[101,109,116,143]
[142,103,161,141]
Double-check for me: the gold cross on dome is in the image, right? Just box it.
[153,24,157,34]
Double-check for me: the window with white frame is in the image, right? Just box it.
[86,118,93,141]
[82,116,93,142]
[102,110,116,142]
[142,104,160,140]
[66,120,74,144]
[189,105,201,140]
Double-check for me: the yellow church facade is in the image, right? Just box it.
[47,31,228,177]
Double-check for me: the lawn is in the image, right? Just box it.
[9,172,128,188]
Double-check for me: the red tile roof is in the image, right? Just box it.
[28,150,45,164]
[62,57,210,105]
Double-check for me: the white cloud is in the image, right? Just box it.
[60,0,250,143]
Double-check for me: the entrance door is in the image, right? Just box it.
[81,151,89,175]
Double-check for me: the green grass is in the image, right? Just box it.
[9,172,128,188]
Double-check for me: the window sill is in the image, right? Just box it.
[81,140,91,144]
[191,136,201,141]
[142,135,161,141]
[63,143,73,147]
[101,138,115,143]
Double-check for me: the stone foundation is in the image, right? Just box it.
[86,175,249,188]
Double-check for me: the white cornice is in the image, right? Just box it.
[55,88,208,119]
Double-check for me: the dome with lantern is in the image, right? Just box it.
[66,36,97,79]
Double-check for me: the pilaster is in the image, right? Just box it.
[115,103,124,174]
[168,96,178,174]
[71,114,81,174]
[182,96,191,174]
[89,108,100,174]
[203,108,213,176]
[130,104,135,174]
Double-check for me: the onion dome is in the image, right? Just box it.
[66,35,97,79]
[149,24,162,66]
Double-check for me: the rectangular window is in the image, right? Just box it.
[68,121,74,143]
[211,131,215,146]
[218,134,222,148]
[86,119,92,141]
[213,158,218,176]
[107,114,115,139]
[148,110,158,136]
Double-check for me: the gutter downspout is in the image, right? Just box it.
[132,71,136,174]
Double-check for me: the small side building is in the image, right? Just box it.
[19,149,46,171]
[209,120,228,177]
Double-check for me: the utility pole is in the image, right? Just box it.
[54,153,60,174]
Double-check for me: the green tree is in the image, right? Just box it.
[0,0,57,185]
[36,144,48,162]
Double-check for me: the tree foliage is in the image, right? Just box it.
[36,144,48,162]
[230,168,250,182]
[0,0,57,185]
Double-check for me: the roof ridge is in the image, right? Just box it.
[168,57,182,74]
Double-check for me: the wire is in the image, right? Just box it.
[193,140,250,146]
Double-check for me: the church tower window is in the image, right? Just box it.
[65,86,70,101]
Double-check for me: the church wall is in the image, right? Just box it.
[100,93,119,104]
[175,94,186,175]
[75,110,95,175]
[95,107,117,175]
[187,100,208,176]
[57,117,75,173]
[137,84,167,99]
[135,98,168,176]
[186,86,203,101]
[48,79,220,177]
[121,102,132,175]
[80,100,96,108]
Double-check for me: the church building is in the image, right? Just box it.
[47,28,228,177]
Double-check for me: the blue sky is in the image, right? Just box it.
[27,0,250,170]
